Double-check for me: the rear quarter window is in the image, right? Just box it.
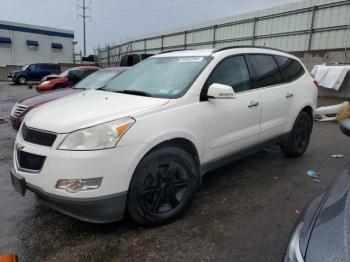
[275,56,305,82]
[50,64,60,70]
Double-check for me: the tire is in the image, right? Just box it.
[281,111,312,157]
[17,75,27,85]
[127,147,200,227]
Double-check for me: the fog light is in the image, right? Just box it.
[55,177,103,193]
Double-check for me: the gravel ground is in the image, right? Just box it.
[0,82,349,262]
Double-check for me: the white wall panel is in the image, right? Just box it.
[0,21,74,65]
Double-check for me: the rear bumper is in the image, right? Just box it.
[10,169,127,223]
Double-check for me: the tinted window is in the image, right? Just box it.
[48,64,59,70]
[27,64,36,70]
[141,54,154,60]
[120,55,129,66]
[120,55,141,66]
[275,56,305,82]
[247,54,282,88]
[40,64,48,70]
[207,56,251,93]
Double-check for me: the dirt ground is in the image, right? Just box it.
[0,82,349,262]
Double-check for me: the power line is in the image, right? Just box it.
[77,0,91,56]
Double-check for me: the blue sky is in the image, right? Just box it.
[1,0,299,54]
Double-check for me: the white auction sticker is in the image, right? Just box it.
[179,57,204,63]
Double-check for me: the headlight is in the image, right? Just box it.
[284,222,304,262]
[41,81,50,85]
[58,117,135,150]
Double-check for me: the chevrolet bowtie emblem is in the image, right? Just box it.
[16,143,24,150]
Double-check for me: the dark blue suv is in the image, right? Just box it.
[8,63,61,85]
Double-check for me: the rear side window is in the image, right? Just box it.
[207,55,251,93]
[41,64,52,70]
[34,64,43,70]
[141,54,154,60]
[247,54,282,88]
[275,56,305,82]
[48,64,59,70]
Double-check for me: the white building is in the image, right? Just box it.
[0,20,74,66]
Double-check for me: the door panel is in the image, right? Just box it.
[200,55,262,163]
[246,54,292,142]
[259,84,293,141]
[201,92,261,162]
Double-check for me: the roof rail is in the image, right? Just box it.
[159,49,194,54]
[212,45,286,54]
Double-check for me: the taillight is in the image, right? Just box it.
[313,80,320,88]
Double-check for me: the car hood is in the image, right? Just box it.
[25,90,169,133]
[42,74,60,81]
[21,89,80,107]
[304,167,350,262]
[11,70,23,74]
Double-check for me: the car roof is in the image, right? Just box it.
[154,49,214,58]
[153,46,296,60]
[103,66,130,71]
[70,66,100,70]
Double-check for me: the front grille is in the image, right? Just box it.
[17,150,46,171]
[22,124,57,147]
[11,103,28,118]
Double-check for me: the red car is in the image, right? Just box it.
[35,66,100,92]
[10,67,128,130]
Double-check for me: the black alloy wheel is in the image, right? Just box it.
[139,160,188,214]
[281,111,312,157]
[127,147,199,226]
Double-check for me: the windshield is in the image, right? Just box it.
[59,69,70,77]
[73,70,121,90]
[22,65,29,70]
[104,56,211,98]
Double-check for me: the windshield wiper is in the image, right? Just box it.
[115,90,152,97]
[97,84,108,90]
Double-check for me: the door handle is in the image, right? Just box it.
[286,93,294,98]
[248,101,259,108]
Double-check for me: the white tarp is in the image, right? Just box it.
[311,65,350,91]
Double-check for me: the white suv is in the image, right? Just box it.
[11,47,317,226]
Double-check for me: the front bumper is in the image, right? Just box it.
[10,117,23,130]
[13,133,144,197]
[10,168,127,223]
[7,73,13,80]
[12,130,148,222]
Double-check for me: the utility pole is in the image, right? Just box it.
[77,0,91,56]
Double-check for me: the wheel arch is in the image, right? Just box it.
[16,74,27,81]
[301,105,314,120]
[147,138,201,168]
[301,105,314,131]
[288,103,315,132]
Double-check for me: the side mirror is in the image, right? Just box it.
[340,119,350,137]
[206,83,235,99]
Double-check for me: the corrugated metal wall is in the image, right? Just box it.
[96,0,350,66]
